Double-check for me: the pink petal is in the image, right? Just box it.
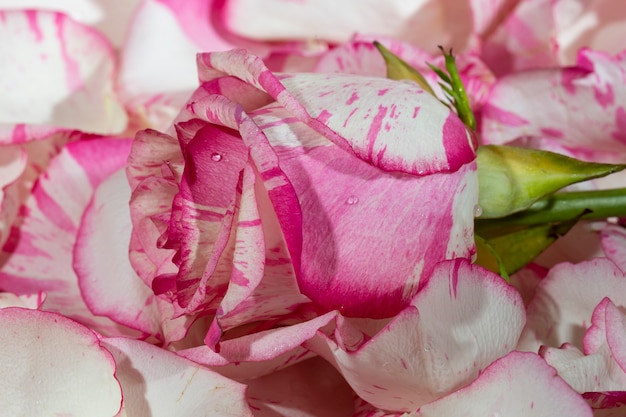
[250,106,477,317]
[222,0,474,54]
[482,49,626,156]
[0,0,142,46]
[179,311,338,380]
[410,352,593,417]
[199,50,477,175]
[0,10,127,142]
[245,357,355,417]
[0,308,122,416]
[480,0,558,75]
[101,337,254,416]
[118,0,203,130]
[0,145,26,246]
[541,299,626,399]
[74,168,163,338]
[602,224,626,272]
[306,260,525,411]
[0,291,45,309]
[519,258,626,353]
[0,137,138,336]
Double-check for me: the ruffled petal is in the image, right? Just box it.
[0,146,27,246]
[306,260,525,411]
[482,49,626,157]
[519,258,626,353]
[101,337,254,416]
[0,291,45,309]
[602,224,626,272]
[0,10,127,142]
[541,298,626,412]
[409,352,592,417]
[0,0,142,46]
[74,168,163,338]
[199,50,477,175]
[0,308,122,416]
[0,137,137,336]
[245,357,355,417]
[222,0,474,54]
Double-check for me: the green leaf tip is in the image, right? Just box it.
[373,41,436,95]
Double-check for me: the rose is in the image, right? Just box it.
[128,47,479,335]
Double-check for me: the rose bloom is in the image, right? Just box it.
[0,1,619,415]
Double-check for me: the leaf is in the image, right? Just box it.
[476,145,626,219]
[475,219,577,276]
[373,41,436,95]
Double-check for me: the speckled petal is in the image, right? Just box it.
[0,10,127,142]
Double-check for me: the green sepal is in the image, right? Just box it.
[440,47,476,131]
[474,235,510,281]
[373,41,436,95]
[476,145,626,219]
[475,218,578,277]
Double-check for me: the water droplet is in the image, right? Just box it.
[165,290,174,299]
[346,195,359,205]
[211,152,222,162]
[473,204,483,218]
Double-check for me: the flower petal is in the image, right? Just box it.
[482,49,626,157]
[519,258,626,353]
[0,137,137,335]
[245,357,355,417]
[306,260,525,411]
[0,10,127,142]
[602,224,626,273]
[410,352,592,417]
[101,337,254,416]
[222,0,474,54]
[198,49,477,175]
[0,308,122,416]
[74,168,163,338]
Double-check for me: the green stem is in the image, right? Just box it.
[476,188,626,237]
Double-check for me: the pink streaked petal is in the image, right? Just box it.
[179,311,338,380]
[605,299,626,374]
[519,258,626,353]
[409,352,592,417]
[306,260,525,411]
[101,337,254,416]
[126,128,182,288]
[0,137,139,336]
[0,10,127,142]
[222,0,473,54]
[0,308,122,416]
[541,301,626,394]
[247,104,477,317]
[118,0,203,131]
[0,0,142,46]
[552,0,626,65]
[75,168,162,338]
[482,49,626,154]
[198,50,476,176]
[245,357,355,417]
[481,0,558,76]
[0,291,45,309]
[602,224,626,273]
[169,122,249,313]
[206,163,310,346]
[0,145,26,246]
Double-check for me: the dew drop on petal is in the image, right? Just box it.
[346,195,359,205]
[211,152,222,162]
[473,204,483,217]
